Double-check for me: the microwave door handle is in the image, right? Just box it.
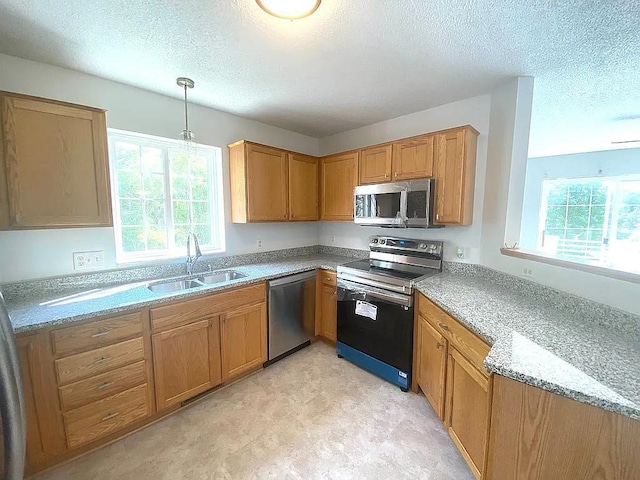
[400,190,409,224]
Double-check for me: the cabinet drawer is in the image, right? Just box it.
[418,294,490,374]
[52,312,143,356]
[320,270,336,287]
[63,383,149,449]
[150,283,265,332]
[58,360,147,411]
[55,337,144,385]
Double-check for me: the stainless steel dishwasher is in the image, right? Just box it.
[267,271,316,364]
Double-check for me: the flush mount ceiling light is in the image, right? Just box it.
[256,0,321,19]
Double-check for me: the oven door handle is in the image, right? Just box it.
[337,280,413,307]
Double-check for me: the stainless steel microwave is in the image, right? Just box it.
[353,178,440,228]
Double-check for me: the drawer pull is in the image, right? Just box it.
[101,412,120,421]
[325,277,331,282]
[438,323,449,331]
[94,356,111,364]
[91,331,111,338]
[436,342,443,349]
[97,381,115,390]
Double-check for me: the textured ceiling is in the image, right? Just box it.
[0,0,638,155]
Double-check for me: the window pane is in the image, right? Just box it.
[115,142,140,171]
[193,224,212,245]
[170,153,188,176]
[617,205,640,237]
[564,229,587,240]
[174,225,188,247]
[118,171,142,198]
[191,175,209,201]
[120,199,143,226]
[143,173,165,200]
[147,226,167,250]
[568,183,591,205]
[546,183,568,206]
[591,183,607,205]
[192,202,209,224]
[589,206,606,228]
[545,228,565,238]
[173,201,190,224]
[545,206,566,229]
[588,229,603,242]
[144,200,166,226]
[121,226,145,252]
[566,206,589,228]
[171,176,189,200]
[141,147,163,173]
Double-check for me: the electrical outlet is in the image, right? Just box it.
[522,267,534,277]
[331,235,336,243]
[456,247,465,259]
[256,239,263,249]
[73,251,104,270]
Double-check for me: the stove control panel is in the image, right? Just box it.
[369,235,443,258]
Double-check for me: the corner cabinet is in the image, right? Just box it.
[433,126,478,225]
[413,293,492,480]
[0,91,112,230]
[320,152,359,221]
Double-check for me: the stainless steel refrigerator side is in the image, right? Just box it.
[0,292,26,480]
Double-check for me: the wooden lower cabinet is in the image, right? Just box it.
[320,284,337,342]
[445,348,492,480]
[152,317,222,410]
[220,302,267,381]
[487,376,640,480]
[415,314,447,420]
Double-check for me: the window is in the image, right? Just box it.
[108,129,225,262]
[537,176,640,273]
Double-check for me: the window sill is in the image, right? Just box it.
[500,248,640,285]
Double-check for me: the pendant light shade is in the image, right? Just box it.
[256,0,321,19]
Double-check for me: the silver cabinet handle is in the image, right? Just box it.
[102,412,120,421]
[97,381,114,390]
[91,331,110,338]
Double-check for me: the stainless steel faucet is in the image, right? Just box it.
[186,232,202,275]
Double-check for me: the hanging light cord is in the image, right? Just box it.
[183,83,189,135]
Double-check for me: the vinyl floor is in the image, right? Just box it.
[35,341,475,479]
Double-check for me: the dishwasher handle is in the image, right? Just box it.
[268,270,317,288]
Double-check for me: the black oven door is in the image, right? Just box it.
[336,284,414,381]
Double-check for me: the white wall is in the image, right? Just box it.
[521,148,640,249]
[0,53,320,282]
[481,78,640,315]
[318,95,492,263]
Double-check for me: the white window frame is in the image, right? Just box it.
[108,128,225,263]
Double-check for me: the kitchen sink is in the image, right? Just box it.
[196,271,247,285]
[147,270,247,293]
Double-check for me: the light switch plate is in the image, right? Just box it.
[73,250,104,270]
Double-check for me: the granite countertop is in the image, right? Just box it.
[6,254,350,334]
[415,272,640,420]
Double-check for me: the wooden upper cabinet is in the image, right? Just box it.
[288,153,318,221]
[391,134,434,180]
[433,126,478,225]
[320,151,359,221]
[0,92,112,230]
[229,141,288,222]
[359,145,392,184]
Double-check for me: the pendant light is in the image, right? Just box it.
[256,0,321,20]
[177,76,196,156]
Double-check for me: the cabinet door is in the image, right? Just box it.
[152,318,222,410]
[416,315,447,420]
[359,145,392,184]
[0,94,111,229]
[320,152,359,221]
[246,143,288,221]
[433,128,476,225]
[392,134,434,180]
[220,303,267,381]
[445,347,491,480]
[288,153,318,221]
[320,284,337,342]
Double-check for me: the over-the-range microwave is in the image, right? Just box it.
[353,178,441,228]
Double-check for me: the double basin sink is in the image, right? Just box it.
[147,270,247,294]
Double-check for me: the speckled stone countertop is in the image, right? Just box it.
[415,269,640,420]
[6,254,351,334]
